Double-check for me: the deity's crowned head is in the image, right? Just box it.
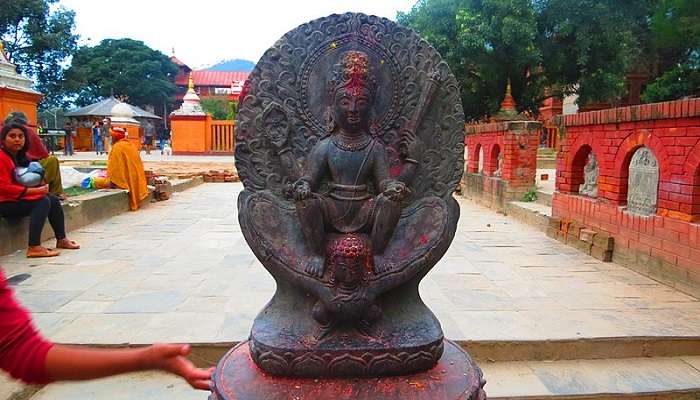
[327,51,377,133]
[328,51,377,98]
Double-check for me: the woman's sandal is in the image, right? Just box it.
[27,247,60,258]
[56,239,80,250]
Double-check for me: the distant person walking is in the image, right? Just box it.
[143,122,154,155]
[92,121,104,155]
[101,118,112,154]
[62,121,74,156]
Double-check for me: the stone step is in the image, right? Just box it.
[505,200,553,231]
[536,190,553,207]
[181,336,700,368]
[0,176,203,256]
[484,355,700,399]
[15,356,700,400]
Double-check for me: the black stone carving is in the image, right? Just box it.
[234,12,468,379]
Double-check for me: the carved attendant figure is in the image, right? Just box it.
[258,103,302,182]
[312,234,382,339]
[291,51,421,272]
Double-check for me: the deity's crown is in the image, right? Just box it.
[328,51,377,99]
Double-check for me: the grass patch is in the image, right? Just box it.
[64,186,96,197]
[89,160,107,166]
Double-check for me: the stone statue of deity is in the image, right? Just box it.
[291,51,420,266]
[579,152,599,197]
[213,13,485,400]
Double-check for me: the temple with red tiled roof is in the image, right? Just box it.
[170,54,249,104]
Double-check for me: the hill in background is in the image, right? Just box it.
[207,58,255,72]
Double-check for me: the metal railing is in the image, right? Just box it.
[38,129,66,154]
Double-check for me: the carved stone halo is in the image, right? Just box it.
[235,12,466,201]
[299,34,401,136]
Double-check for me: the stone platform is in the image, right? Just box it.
[210,340,485,400]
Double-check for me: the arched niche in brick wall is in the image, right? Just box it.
[570,144,594,196]
[464,145,470,177]
[626,147,659,216]
[468,143,481,174]
[490,144,502,177]
[580,152,599,198]
[685,140,700,219]
[477,145,484,174]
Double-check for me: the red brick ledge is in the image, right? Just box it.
[465,120,542,135]
[560,98,700,127]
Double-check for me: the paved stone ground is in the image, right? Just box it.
[2,183,700,346]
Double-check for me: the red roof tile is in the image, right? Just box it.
[175,70,250,87]
[170,56,188,67]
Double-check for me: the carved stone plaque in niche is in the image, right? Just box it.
[579,152,599,197]
[627,147,659,216]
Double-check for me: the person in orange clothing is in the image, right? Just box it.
[0,122,80,257]
[93,127,149,210]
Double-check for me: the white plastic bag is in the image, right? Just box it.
[60,166,102,189]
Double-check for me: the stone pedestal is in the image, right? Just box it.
[210,340,486,400]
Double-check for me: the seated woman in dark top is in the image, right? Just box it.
[0,122,79,258]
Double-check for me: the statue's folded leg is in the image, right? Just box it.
[296,197,326,256]
[371,194,402,254]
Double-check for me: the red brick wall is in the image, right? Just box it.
[554,98,700,297]
[465,121,541,189]
[556,98,700,221]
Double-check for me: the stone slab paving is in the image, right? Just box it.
[27,356,700,399]
[1,183,700,346]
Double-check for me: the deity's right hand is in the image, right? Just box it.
[293,179,311,201]
[383,180,409,202]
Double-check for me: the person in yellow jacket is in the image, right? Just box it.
[93,127,148,210]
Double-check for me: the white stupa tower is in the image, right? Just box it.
[171,73,205,116]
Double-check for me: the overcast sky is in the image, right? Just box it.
[58,0,418,69]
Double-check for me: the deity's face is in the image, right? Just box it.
[263,108,289,148]
[333,86,372,135]
[332,255,364,289]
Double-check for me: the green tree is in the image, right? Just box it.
[228,101,238,121]
[398,0,654,120]
[642,0,700,102]
[200,98,230,120]
[0,0,78,108]
[64,38,178,109]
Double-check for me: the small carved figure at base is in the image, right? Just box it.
[312,234,382,340]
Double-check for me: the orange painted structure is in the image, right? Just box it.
[171,114,234,155]
[0,87,41,125]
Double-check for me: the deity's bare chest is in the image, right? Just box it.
[327,139,375,187]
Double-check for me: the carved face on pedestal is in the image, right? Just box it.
[328,235,371,291]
